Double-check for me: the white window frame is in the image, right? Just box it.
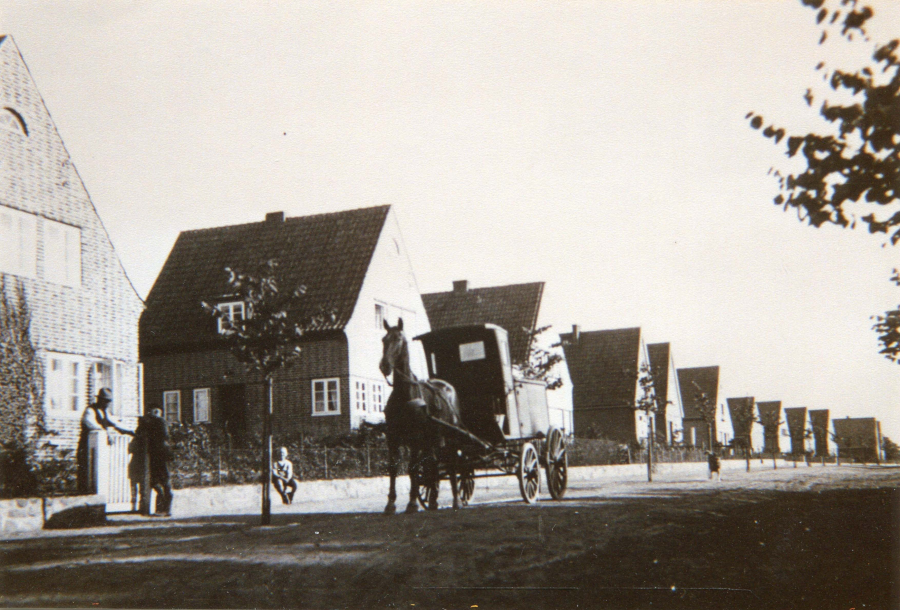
[374,303,385,329]
[0,205,37,279]
[312,378,340,416]
[163,390,181,425]
[92,360,114,415]
[354,380,367,412]
[44,352,85,416]
[43,218,81,287]
[217,301,246,334]
[193,388,210,423]
[372,382,385,413]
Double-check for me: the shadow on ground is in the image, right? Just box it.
[1,480,897,609]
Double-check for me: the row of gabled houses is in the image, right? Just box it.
[0,34,885,470]
[559,322,885,460]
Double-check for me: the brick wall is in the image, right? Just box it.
[574,407,636,443]
[142,337,352,439]
[0,37,143,455]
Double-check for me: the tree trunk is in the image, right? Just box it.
[261,375,273,526]
[647,415,654,482]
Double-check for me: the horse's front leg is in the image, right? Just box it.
[384,440,398,515]
[406,447,420,514]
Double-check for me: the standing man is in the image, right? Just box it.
[136,408,173,516]
[77,388,131,493]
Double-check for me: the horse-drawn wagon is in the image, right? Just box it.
[380,322,568,511]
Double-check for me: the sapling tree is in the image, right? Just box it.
[634,363,659,482]
[515,325,565,390]
[731,398,759,472]
[202,259,332,525]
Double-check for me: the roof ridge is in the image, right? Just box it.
[180,204,391,236]
[421,281,544,297]
[561,326,641,336]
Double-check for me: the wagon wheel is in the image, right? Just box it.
[413,456,440,511]
[545,427,568,500]
[517,442,540,504]
[459,469,475,507]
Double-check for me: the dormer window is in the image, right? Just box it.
[217,301,246,334]
[0,108,27,136]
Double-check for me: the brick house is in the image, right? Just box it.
[676,366,727,449]
[832,417,883,463]
[420,280,572,431]
[784,407,810,456]
[726,396,762,453]
[756,400,784,456]
[0,35,144,453]
[808,408,830,457]
[559,326,656,444]
[140,205,430,439]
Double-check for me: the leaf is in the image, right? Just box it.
[750,116,763,129]
[816,8,827,24]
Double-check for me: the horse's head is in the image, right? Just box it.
[380,318,407,378]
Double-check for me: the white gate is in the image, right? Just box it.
[88,430,136,513]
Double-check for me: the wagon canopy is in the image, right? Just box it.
[415,324,549,443]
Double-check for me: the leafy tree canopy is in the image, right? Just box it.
[514,325,565,390]
[747,0,899,244]
[201,259,334,379]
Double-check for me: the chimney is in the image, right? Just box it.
[265,211,285,223]
[453,280,468,294]
[572,324,580,342]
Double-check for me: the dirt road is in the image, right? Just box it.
[2,465,897,609]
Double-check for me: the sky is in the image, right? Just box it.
[1,1,897,439]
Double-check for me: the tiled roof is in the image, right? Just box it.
[784,407,807,437]
[559,327,641,410]
[421,281,543,363]
[756,401,782,426]
[676,366,719,420]
[726,397,755,439]
[141,205,390,353]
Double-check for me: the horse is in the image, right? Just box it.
[379,318,463,514]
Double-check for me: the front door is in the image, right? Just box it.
[220,384,247,443]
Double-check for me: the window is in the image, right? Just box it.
[0,108,27,136]
[44,353,84,414]
[374,303,385,329]
[354,380,367,412]
[372,382,385,413]
[0,205,37,279]
[312,379,340,415]
[92,361,114,414]
[217,301,245,333]
[43,219,81,287]
[194,388,210,423]
[163,391,181,424]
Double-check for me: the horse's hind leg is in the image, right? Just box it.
[384,441,398,515]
